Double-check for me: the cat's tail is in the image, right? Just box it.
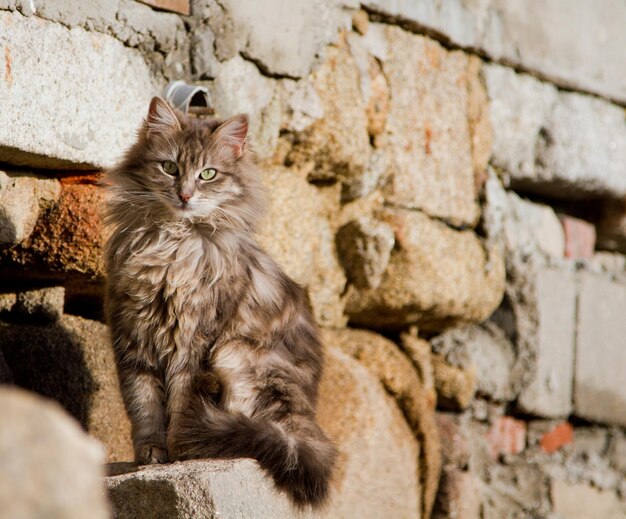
[175,401,337,509]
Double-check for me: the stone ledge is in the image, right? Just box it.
[0,11,159,169]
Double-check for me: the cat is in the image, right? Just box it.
[103,97,337,508]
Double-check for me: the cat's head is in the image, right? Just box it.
[106,97,264,231]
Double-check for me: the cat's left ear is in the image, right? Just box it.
[146,97,181,136]
[213,114,248,159]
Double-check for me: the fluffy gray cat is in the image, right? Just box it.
[103,97,336,507]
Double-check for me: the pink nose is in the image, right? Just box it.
[178,192,192,204]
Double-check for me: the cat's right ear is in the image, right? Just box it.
[146,97,181,136]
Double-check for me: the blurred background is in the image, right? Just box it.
[0,1,625,518]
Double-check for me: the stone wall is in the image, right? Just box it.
[1,1,625,518]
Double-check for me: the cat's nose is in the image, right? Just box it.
[178,192,192,204]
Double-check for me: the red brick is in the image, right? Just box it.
[486,416,526,459]
[136,0,190,15]
[559,215,596,259]
[540,422,574,454]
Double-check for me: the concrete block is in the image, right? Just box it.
[0,11,158,169]
[381,26,479,227]
[516,268,577,418]
[365,0,626,103]
[575,273,626,426]
[0,387,110,519]
[345,208,505,331]
[485,64,626,199]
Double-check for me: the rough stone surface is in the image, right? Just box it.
[431,354,476,411]
[381,26,479,227]
[575,273,626,426]
[323,328,441,518]
[257,167,346,327]
[0,387,110,519]
[195,0,349,78]
[0,177,105,289]
[365,0,626,103]
[0,314,133,461]
[486,64,626,199]
[0,171,39,245]
[551,480,626,519]
[106,344,423,519]
[286,38,372,190]
[0,11,158,169]
[335,216,395,289]
[14,286,65,322]
[345,208,505,331]
[515,268,577,418]
[208,55,280,160]
[432,467,480,519]
[431,323,518,402]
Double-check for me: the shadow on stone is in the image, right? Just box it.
[0,321,96,429]
[108,478,181,519]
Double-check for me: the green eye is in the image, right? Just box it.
[162,160,178,175]
[200,168,218,181]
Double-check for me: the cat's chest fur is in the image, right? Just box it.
[118,224,234,359]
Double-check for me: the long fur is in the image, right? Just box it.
[103,98,336,507]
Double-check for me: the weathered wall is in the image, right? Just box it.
[1,1,625,517]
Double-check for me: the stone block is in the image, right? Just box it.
[14,286,65,322]
[0,387,110,519]
[323,328,441,517]
[285,38,372,191]
[485,64,626,199]
[365,0,626,103]
[515,268,577,418]
[194,0,349,78]
[335,216,395,289]
[257,167,346,327]
[560,215,596,259]
[575,273,626,426]
[380,26,479,227]
[0,176,105,290]
[0,314,133,461]
[208,55,280,160]
[431,323,518,402]
[345,208,505,331]
[551,481,626,519]
[106,344,423,519]
[0,11,158,169]
[0,171,39,245]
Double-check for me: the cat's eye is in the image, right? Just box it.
[200,168,218,181]
[162,160,178,175]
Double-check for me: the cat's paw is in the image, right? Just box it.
[136,444,169,465]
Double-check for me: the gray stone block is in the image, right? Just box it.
[485,64,626,199]
[192,0,350,79]
[365,0,626,103]
[0,387,109,519]
[575,273,626,427]
[14,287,65,322]
[0,11,158,169]
[0,172,39,245]
[515,268,577,418]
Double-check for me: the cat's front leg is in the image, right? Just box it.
[117,364,169,465]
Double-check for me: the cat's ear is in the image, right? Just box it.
[213,114,249,159]
[146,97,181,136]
